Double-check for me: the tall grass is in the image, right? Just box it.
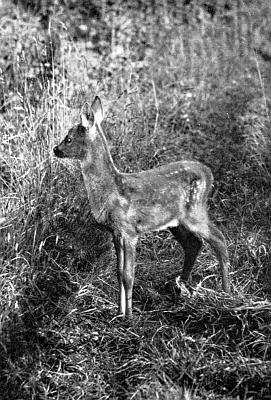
[1,1,271,399]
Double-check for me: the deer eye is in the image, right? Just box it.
[66,137,72,144]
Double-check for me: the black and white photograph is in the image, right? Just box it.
[0,1,270,399]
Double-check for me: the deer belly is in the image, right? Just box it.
[133,207,180,234]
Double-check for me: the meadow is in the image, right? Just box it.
[0,0,271,399]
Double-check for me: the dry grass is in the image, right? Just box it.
[1,0,271,399]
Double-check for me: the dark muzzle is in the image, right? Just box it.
[53,146,64,158]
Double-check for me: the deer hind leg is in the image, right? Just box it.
[206,222,230,293]
[169,225,203,282]
[184,207,230,293]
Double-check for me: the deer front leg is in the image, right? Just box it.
[123,235,137,319]
[113,233,126,316]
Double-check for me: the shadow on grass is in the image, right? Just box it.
[0,213,112,399]
[0,259,79,400]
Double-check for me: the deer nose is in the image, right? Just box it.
[53,146,63,157]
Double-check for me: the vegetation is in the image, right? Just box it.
[0,0,271,398]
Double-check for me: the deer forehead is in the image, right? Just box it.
[75,121,99,142]
[68,124,86,138]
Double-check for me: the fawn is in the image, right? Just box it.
[54,96,230,318]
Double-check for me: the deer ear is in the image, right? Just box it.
[80,102,94,128]
[91,96,103,125]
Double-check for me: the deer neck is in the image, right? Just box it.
[80,128,119,222]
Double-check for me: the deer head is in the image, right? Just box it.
[53,96,104,160]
